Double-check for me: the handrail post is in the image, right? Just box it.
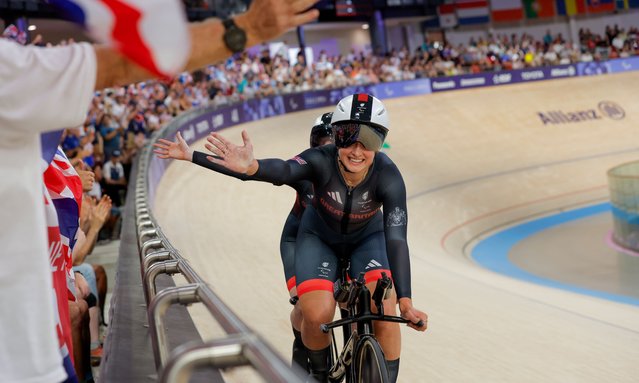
[143,260,180,302]
[160,335,249,383]
[143,249,173,272]
[139,228,158,247]
[148,284,201,369]
[141,238,164,257]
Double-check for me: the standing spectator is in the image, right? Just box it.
[99,113,123,160]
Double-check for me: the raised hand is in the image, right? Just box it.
[205,130,259,175]
[90,195,112,229]
[153,131,193,161]
[235,0,320,46]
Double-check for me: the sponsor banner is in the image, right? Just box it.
[536,100,626,125]
[432,64,577,92]
[283,93,305,113]
[242,96,287,122]
[371,79,432,99]
[516,67,549,82]
[431,78,458,92]
[491,72,514,85]
[605,57,639,74]
[547,64,578,78]
[327,86,375,105]
[303,90,333,109]
[577,61,611,76]
[457,73,490,88]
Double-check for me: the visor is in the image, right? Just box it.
[333,123,387,151]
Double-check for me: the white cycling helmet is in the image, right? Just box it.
[331,93,389,151]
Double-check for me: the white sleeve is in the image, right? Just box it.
[103,162,112,181]
[0,40,97,135]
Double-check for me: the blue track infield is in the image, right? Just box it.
[471,202,639,307]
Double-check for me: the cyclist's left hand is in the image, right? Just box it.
[399,297,428,332]
[205,130,258,175]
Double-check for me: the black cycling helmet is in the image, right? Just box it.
[310,112,334,148]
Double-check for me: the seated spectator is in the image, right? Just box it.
[103,150,127,206]
[73,194,112,366]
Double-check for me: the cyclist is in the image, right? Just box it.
[204,93,428,383]
[153,113,334,371]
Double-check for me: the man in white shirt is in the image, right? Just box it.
[103,150,127,207]
[0,0,319,381]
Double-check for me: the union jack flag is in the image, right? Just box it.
[42,147,81,376]
[44,147,83,254]
[47,0,190,78]
[43,148,83,301]
[44,187,75,367]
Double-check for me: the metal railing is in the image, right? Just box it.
[134,143,306,383]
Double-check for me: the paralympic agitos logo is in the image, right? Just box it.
[537,101,625,125]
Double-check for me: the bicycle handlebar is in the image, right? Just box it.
[320,314,423,333]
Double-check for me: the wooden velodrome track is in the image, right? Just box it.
[154,71,639,382]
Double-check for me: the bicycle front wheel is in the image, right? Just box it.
[352,336,389,383]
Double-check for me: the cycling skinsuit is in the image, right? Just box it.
[252,145,412,300]
[192,151,312,293]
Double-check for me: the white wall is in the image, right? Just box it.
[277,23,372,57]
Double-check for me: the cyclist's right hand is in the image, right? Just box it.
[153,131,194,161]
[399,297,428,332]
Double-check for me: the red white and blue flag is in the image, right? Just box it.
[44,147,83,255]
[438,2,458,28]
[47,0,190,78]
[44,187,76,375]
[456,0,490,25]
[43,147,83,297]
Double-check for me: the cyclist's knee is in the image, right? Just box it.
[300,291,335,326]
[291,303,304,328]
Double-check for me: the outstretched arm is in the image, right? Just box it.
[206,130,316,185]
[94,0,319,90]
[153,131,253,181]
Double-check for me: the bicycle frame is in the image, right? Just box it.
[321,264,413,383]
